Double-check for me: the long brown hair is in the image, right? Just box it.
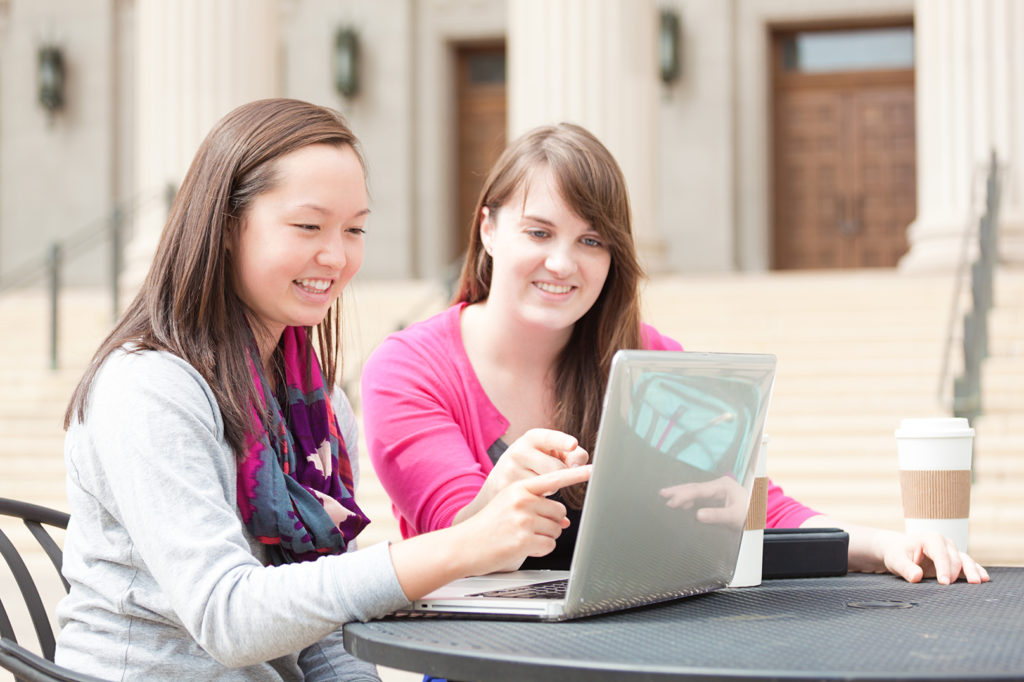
[453,122,645,507]
[64,98,364,459]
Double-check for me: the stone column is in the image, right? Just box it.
[507,0,665,271]
[901,0,1024,271]
[124,0,280,293]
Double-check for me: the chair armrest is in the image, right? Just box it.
[0,638,108,682]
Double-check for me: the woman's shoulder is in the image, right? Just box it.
[361,304,476,401]
[392,303,463,342]
[640,323,684,351]
[68,345,226,454]
[89,346,219,416]
[366,303,464,364]
[98,345,207,385]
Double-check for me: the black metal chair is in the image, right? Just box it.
[0,497,105,681]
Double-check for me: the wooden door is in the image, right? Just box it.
[455,44,507,261]
[772,26,915,269]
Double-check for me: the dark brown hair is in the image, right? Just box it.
[64,98,364,458]
[453,122,645,507]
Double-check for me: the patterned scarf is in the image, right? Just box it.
[236,325,369,564]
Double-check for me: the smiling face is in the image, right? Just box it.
[231,143,368,355]
[479,165,611,337]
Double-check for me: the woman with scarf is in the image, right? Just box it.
[55,99,589,681]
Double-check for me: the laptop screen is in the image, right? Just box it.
[564,350,776,618]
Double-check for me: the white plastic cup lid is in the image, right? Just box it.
[895,417,974,439]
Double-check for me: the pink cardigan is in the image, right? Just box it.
[361,303,817,538]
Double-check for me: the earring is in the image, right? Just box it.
[480,207,494,257]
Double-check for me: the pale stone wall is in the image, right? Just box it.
[281,0,417,279]
[0,0,1018,285]
[123,0,280,292]
[656,0,737,272]
[0,0,122,287]
[901,0,1024,272]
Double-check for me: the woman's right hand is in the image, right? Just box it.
[461,464,593,573]
[445,431,591,575]
[453,428,589,525]
[389,464,593,599]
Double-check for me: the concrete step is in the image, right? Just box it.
[765,414,925,435]
[767,394,941,414]
[971,412,1024,434]
[980,386,1024,411]
[0,420,66,439]
[0,480,68,508]
[770,376,939,397]
[0,456,66,476]
[754,429,1020,466]
[972,433,1024,465]
[992,268,1024,306]
[0,436,67,457]
[766,475,1022,504]
[989,307,1024,331]
[982,367,1024,388]
[0,410,66,428]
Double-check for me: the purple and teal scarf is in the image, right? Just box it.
[236,325,369,564]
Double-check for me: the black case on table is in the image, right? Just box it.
[762,527,849,579]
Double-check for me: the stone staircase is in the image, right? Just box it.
[1,268,1022,568]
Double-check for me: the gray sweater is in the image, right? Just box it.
[55,348,410,680]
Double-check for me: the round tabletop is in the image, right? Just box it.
[344,567,1024,681]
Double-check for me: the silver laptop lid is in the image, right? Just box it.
[563,350,776,619]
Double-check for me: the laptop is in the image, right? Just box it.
[398,349,777,621]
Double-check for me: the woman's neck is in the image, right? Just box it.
[462,300,570,378]
[251,324,285,379]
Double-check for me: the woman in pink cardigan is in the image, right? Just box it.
[362,122,987,584]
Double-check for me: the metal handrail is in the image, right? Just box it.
[1,195,137,293]
[0,191,164,369]
[936,151,1002,421]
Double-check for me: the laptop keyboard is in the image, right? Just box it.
[469,578,568,599]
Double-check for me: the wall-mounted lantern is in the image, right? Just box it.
[38,45,65,113]
[659,9,681,86]
[333,27,360,98]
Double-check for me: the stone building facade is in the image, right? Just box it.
[0,0,1021,290]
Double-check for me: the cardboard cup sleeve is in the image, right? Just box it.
[744,477,769,531]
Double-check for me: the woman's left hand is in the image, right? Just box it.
[802,515,990,585]
[877,530,990,585]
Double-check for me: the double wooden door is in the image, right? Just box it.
[772,32,916,269]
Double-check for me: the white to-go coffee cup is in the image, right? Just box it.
[895,418,974,552]
[729,434,769,587]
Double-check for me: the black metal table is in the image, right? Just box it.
[344,567,1024,681]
